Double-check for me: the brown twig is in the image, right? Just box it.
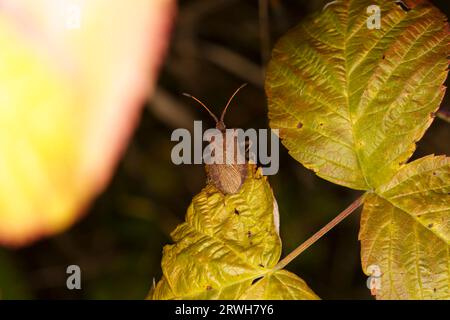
[274,194,366,271]
[437,110,450,123]
[148,88,196,130]
[259,0,271,75]
[201,42,264,88]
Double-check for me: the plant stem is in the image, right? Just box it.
[274,194,366,271]
[437,110,450,123]
[258,0,270,74]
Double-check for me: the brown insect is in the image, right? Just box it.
[183,84,248,194]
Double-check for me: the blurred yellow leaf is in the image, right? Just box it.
[0,0,175,246]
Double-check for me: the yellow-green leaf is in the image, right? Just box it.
[238,270,319,300]
[359,155,450,299]
[149,165,319,300]
[266,0,449,190]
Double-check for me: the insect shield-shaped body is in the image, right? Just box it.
[183,84,248,194]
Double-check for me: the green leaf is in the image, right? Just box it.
[148,165,319,300]
[266,0,449,190]
[359,155,450,299]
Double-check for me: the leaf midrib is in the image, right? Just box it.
[341,2,437,190]
[342,0,371,190]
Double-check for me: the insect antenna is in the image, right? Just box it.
[220,83,248,122]
[183,93,219,124]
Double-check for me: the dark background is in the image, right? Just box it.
[1,0,449,300]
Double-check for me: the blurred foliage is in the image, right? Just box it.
[0,0,173,246]
[1,0,449,299]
